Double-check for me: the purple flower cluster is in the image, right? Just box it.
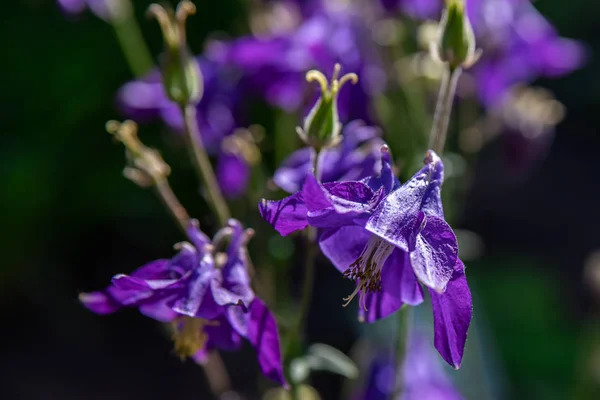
[211,2,385,123]
[80,219,286,386]
[260,149,472,368]
[383,0,585,105]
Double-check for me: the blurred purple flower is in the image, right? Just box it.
[117,58,251,198]
[80,219,286,385]
[355,334,465,400]
[381,0,584,105]
[274,120,385,193]
[466,0,586,106]
[379,0,442,19]
[57,0,122,21]
[212,2,386,122]
[260,149,472,367]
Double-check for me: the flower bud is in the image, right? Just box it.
[297,64,358,151]
[148,1,202,106]
[432,0,479,69]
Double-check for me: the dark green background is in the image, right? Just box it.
[1,1,599,399]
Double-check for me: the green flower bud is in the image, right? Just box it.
[433,0,480,69]
[297,64,358,151]
[148,1,202,106]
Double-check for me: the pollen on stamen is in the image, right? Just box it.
[341,236,394,310]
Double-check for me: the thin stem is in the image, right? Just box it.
[288,150,322,399]
[111,2,154,77]
[392,306,412,399]
[203,351,232,397]
[428,66,462,155]
[181,104,231,226]
[153,178,189,233]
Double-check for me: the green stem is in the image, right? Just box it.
[111,1,154,77]
[428,66,462,155]
[392,306,412,399]
[181,104,231,226]
[153,177,190,233]
[287,150,322,399]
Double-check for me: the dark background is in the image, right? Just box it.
[1,0,599,399]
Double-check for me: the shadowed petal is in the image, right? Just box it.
[358,290,403,323]
[319,226,371,273]
[307,181,383,228]
[410,215,458,292]
[139,295,179,322]
[259,193,308,236]
[381,249,424,307]
[429,260,472,369]
[273,147,314,193]
[303,174,333,212]
[79,291,121,315]
[247,298,287,387]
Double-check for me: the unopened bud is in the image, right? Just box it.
[432,0,479,69]
[148,1,202,106]
[297,64,358,151]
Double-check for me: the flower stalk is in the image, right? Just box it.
[106,120,189,232]
[182,103,232,226]
[109,0,154,77]
[428,66,462,155]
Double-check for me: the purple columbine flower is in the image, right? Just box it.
[80,219,286,385]
[117,58,252,198]
[354,334,465,400]
[274,120,385,193]
[259,149,472,368]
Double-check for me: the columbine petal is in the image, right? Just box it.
[319,226,372,273]
[358,290,403,323]
[259,192,309,236]
[172,255,219,319]
[429,260,472,369]
[186,220,211,252]
[410,215,458,292]
[247,298,287,387]
[366,152,444,250]
[273,147,314,193]
[139,295,179,322]
[307,181,383,228]
[303,173,333,212]
[381,249,424,307]
[79,291,121,315]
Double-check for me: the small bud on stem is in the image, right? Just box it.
[431,0,480,70]
[148,1,203,106]
[297,63,358,152]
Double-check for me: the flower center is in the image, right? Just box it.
[172,316,218,360]
[342,235,394,310]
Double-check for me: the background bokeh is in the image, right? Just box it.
[1,0,599,399]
